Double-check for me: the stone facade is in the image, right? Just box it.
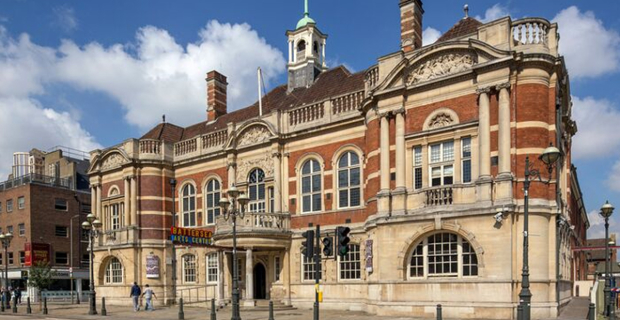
[87,3,588,319]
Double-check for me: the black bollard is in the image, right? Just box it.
[178,297,184,320]
[436,304,442,320]
[269,300,275,320]
[588,303,595,320]
[43,297,48,315]
[101,297,107,316]
[517,304,523,320]
[12,296,17,313]
[210,298,217,320]
[26,297,31,314]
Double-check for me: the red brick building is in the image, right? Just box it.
[88,1,589,318]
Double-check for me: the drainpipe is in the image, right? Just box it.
[555,84,563,310]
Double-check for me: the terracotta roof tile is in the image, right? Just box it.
[143,66,365,143]
[436,17,482,43]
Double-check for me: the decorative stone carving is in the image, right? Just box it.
[237,126,271,148]
[235,152,274,182]
[100,153,126,170]
[428,113,454,129]
[406,52,476,85]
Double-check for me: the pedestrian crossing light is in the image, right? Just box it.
[322,236,333,257]
[301,230,315,258]
[336,226,351,256]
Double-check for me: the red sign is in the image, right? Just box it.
[24,243,51,266]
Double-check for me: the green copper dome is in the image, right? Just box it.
[296,0,315,29]
[296,14,315,29]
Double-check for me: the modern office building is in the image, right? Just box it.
[87,1,588,318]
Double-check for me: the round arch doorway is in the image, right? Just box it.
[253,263,267,300]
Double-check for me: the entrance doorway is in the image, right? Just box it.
[253,263,267,299]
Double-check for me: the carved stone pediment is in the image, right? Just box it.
[236,152,274,182]
[406,51,476,86]
[428,113,454,129]
[100,153,126,170]
[237,126,271,148]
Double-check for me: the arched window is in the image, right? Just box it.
[205,179,221,225]
[338,151,361,208]
[183,254,197,283]
[206,253,218,283]
[182,184,196,227]
[248,169,265,213]
[297,40,306,52]
[301,159,321,213]
[408,233,478,278]
[105,257,123,284]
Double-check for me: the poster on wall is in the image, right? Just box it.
[146,254,160,279]
[24,243,51,266]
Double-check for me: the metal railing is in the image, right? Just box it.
[0,173,73,192]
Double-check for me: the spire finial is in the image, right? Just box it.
[304,0,309,16]
[162,114,166,123]
[464,4,469,18]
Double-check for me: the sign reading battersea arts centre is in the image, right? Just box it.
[170,227,213,246]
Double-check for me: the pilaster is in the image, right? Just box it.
[476,87,492,202]
[392,108,407,212]
[377,111,392,213]
[496,82,513,200]
[243,248,255,306]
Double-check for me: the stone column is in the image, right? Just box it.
[244,249,255,306]
[272,149,282,213]
[392,108,407,212]
[124,177,131,226]
[96,184,102,220]
[476,87,492,202]
[288,41,292,63]
[91,186,96,216]
[130,176,137,227]
[496,83,513,200]
[217,250,225,304]
[380,113,390,192]
[227,155,237,188]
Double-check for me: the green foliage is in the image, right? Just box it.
[27,261,56,292]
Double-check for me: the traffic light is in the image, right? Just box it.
[336,226,351,256]
[301,230,315,258]
[322,236,333,257]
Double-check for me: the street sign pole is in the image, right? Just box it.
[314,224,321,320]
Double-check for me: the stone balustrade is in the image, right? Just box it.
[202,129,228,150]
[332,91,364,115]
[406,185,477,211]
[289,102,325,126]
[139,139,161,154]
[175,138,198,156]
[214,212,290,236]
[364,66,379,94]
[511,18,550,49]
[95,227,138,247]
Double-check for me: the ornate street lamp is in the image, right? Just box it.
[518,144,561,320]
[0,232,13,312]
[220,185,249,320]
[600,201,615,317]
[81,213,102,315]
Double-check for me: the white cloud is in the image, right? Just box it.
[607,161,620,192]
[52,6,78,32]
[553,6,620,79]
[572,96,620,160]
[475,4,510,23]
[55,21,286,129]
[587,210,618,239]
[422,27,441,46]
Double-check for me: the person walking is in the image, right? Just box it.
[15,288,21,304]
[129,282,141,311]
[141,284,156,311]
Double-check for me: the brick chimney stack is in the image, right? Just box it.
[206,70,228,122]
[400,0,424,53]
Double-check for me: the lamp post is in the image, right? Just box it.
[170,178,178,305]
[0,232,13,312]
[219,185,249,320]
[600,201,615,318]
[81,213,102,315]
[518,144,561,320]
[69,212,81,305]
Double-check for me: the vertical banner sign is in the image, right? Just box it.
[24,243,51,266]
[365,239,373,273]
[146,254,160,279]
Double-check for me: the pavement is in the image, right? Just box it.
[0,298,593,320]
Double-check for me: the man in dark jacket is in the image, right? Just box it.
[129,282,141,311]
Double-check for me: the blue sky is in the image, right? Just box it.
[1,0,619,239]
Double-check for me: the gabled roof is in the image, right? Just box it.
[436,17,482,43]
[141,66,365,143]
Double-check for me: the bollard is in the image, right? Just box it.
[12,296,17,313]
[588,303,595,320]
[269,300,275,320]
[436,304,442,320]
[26,297,31,314]
[101,297,107,316]
[178,297,185,320]
[211,298,217,320]
[517,304,523,320]
[43,297,48,315]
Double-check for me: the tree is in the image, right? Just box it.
[27,261,56,308]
